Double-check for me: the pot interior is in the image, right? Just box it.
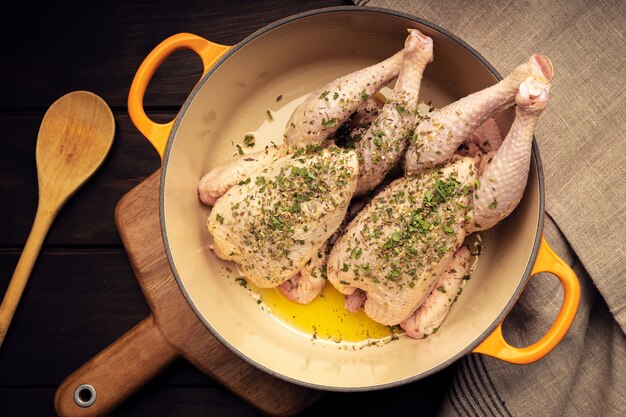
[161,9,541,389]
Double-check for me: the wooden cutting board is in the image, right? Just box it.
[54,170,322,417]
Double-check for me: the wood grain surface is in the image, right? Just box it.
[53,171,321,417]
[0,1,454,416]
[0,91,115,347]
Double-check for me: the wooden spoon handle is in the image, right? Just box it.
[0,205,56,346]
[54,315,178,417]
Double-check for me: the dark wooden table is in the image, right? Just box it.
[0,1,453,415]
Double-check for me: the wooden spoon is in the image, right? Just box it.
[0,91,115,347]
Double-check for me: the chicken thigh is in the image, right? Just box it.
[354,29,433,195]
[328,157,475,325]
[209,146,358,287]
[197,36,406,207]
[328,75,552,332]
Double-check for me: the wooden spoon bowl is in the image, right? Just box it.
[36,91,115,209]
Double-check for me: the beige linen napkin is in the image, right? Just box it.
[352,1,625,416]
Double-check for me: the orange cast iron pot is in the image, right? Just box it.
[128,6,579,390]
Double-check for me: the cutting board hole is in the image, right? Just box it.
[74,384,96,407]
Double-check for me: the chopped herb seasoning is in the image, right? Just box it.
[333,92,339,100]
[216,147,358,285]
[437,286,447,293]
[489,199,498,209]
[321,118,337,128]
[319,90,330,100]
[235,277,248,288]
[236,144,244,155]
[243,134,255,147]
[360,90,369,101]
[330,166,473,299]
[276,94,283,102]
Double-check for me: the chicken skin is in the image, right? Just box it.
[197,35,406,207]
[277,30,434,303]
[354,29,433,195]
[400,245,470,339]
[201,29,553,342]
[204,30,434,293]
[208,147,358,287]
[328,157,476,325]
[404,53,553,174]
[198,147,281,206]
[328,76,552,334]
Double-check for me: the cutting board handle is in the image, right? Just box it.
[54,315,177,417]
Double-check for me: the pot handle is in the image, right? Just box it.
[128,33,230,159]
[472,235,580,364]
[54,315,177,417]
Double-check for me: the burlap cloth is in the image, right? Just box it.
[352,0,625,415]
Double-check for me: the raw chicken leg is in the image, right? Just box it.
[354,29,433,195]
[400,77,551,336]
[404,54,552,174]
[469,76,551,232]
[327,76,551,330]
[197,32,414,207]
[283,45,403,150]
